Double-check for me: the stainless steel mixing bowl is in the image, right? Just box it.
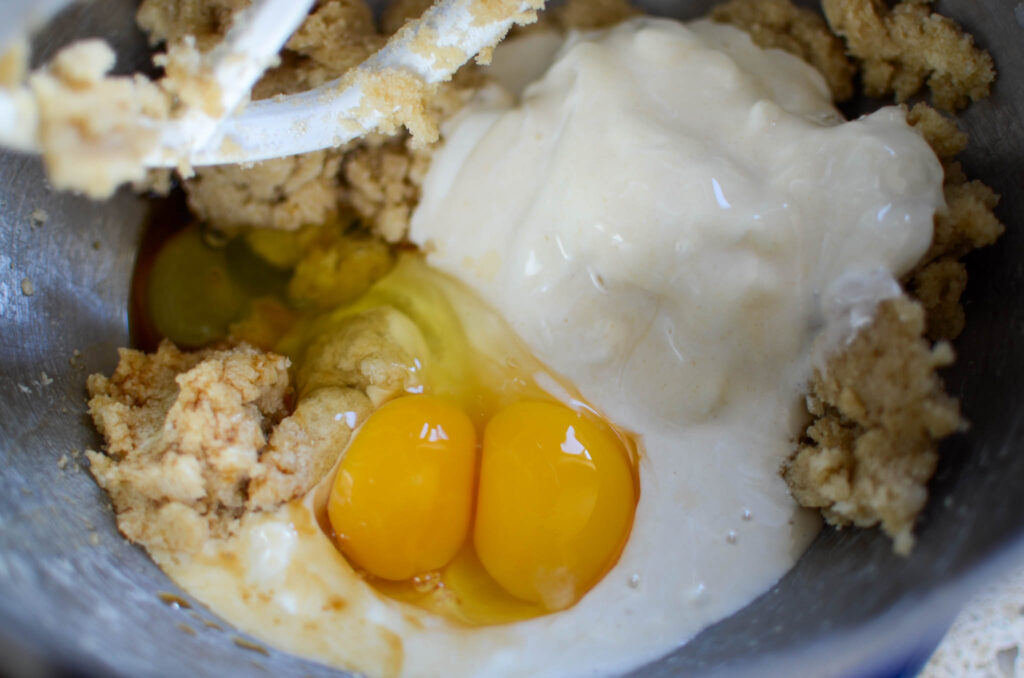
[1,1,1021,676]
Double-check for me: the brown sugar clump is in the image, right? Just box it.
[822,0,995,111]
[711,0,855,102]
[785,297,962,555]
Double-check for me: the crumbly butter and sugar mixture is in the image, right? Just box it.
[86,341,290,553]
[136,0,250,52]
[87,308,420,556]
[181,150,346,235]
[137,0,396,234]
[139,0,385,99]
[822,0,995,112]
[714,0,996,112]
[785,296,961,555]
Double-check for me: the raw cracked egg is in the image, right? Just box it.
[321,259,640,623]
[327,391,637,617]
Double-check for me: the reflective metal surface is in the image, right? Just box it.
[0,1,1021,676]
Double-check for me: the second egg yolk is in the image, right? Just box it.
[474,401,637,611]
[327,395,477,581]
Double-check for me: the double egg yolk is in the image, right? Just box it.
[327,395,637,621]
[136,222,638,625]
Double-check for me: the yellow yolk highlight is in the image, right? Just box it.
[474,401,637,611]
[327,395,477,581]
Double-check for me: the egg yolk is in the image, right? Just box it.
[474,401,637,611]
[327,395,477,581]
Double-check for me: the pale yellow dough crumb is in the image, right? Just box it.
[342,138,437,243]
[155,37,225,117]
[249,385,372,511]
[295,308,422,405]
[28,40,170,198]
